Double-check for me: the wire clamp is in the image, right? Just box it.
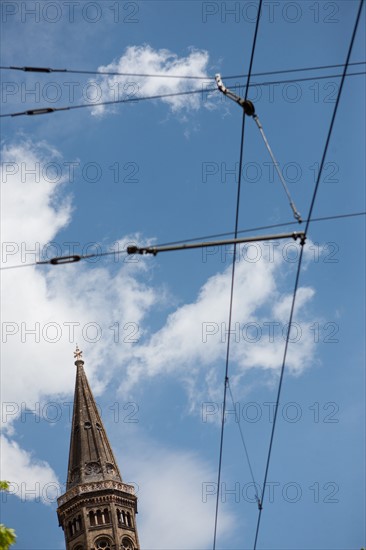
[215,74,255,116]
[291,232,306,245]
[127,245,158,256]
[293,210,303,224]
[127,245,140,255]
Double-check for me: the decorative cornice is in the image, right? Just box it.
[57,480,136,507]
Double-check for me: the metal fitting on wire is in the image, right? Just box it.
[215,73,256,116]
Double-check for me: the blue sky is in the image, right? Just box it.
[0,1,365,549]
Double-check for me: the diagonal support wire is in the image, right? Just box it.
[252,115,302,223]
[227,379,261,509]
[215,74,302,223]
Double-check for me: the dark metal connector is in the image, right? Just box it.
[127,246,139,255]
[215,74,255,116]
[292,232,306,245]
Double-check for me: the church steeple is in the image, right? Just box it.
[66,346,122,490]
[57,347,140,550]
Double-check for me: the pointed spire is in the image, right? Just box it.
[66,347,123,490]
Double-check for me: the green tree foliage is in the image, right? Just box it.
[0,482,16,550]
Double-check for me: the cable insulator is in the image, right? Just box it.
[50,255,81,265]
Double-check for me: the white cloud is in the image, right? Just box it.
[1,140,318,410]
[123,440,235,549]
[89,45,211,115]
[233,286,317,373]
[0,140,71,260]
[0,140,159,433]
[120,242,318,409]
[0,435,61,505]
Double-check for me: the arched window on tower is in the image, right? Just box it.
[94,537,112,550]
[77,514,82,531]
[89,510,96,526]
[96,509,103,524]
[121,537,134,550]
[68,514,83,537]
[103,508,110,523]
[126,511,132,527]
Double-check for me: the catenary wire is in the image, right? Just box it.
[0,210,364,271]
[134,211,366,248]
[253,2,364,548]
[213,1,263,548]
[222,60,366,81]
[1,71,365,118]
[0,60,364,80]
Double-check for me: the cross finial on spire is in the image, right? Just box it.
[74,345,83,361]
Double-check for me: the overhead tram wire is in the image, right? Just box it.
[212,0,264,548]
[1,210,364,272]
[0,60,364,80]
[0,232,305,271]
[130,211,364,252]
[253,2,364,549]
[1,72,365,118]
[222,60,366,81]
